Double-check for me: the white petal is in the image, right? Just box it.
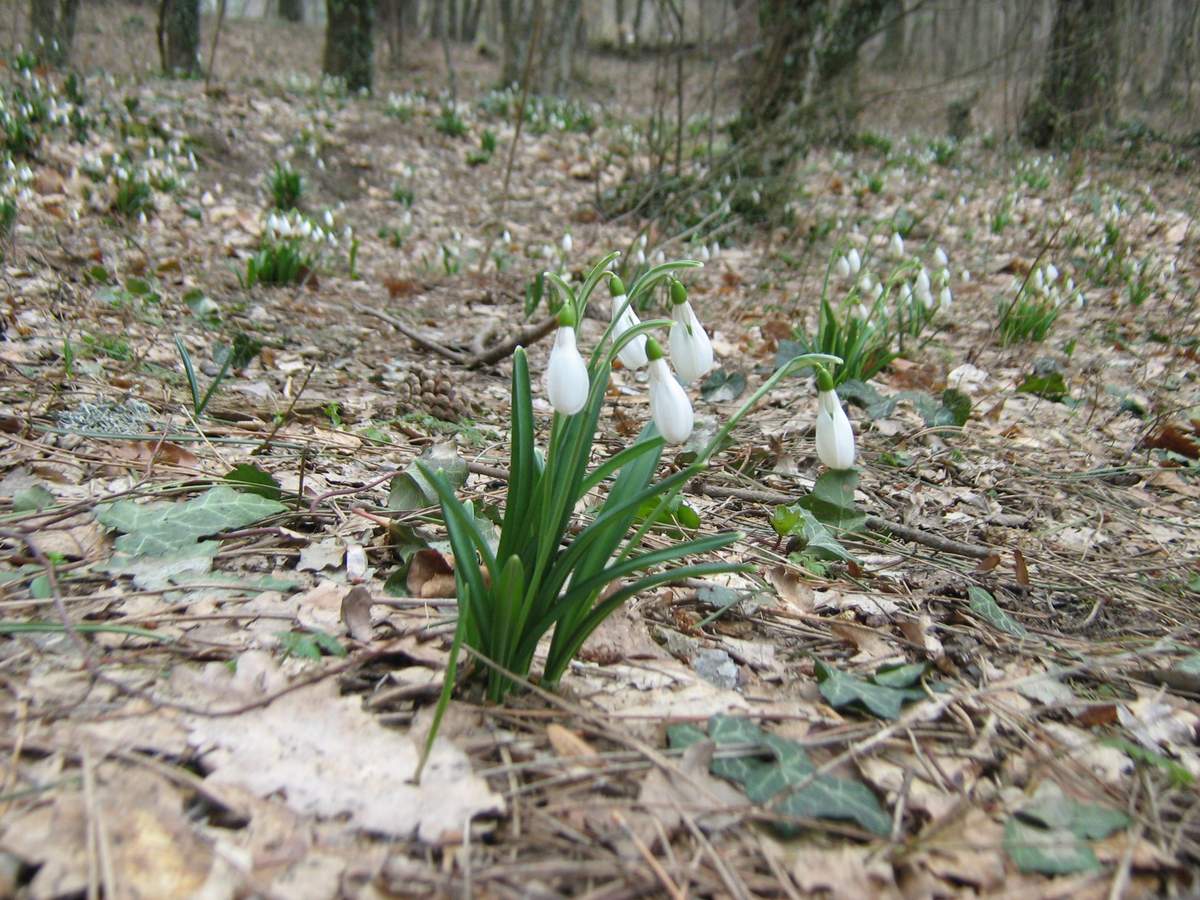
[545,327,589,415]
[847,248,862,274]
[648,358,693,444]
[934,246,948,268]
[835,256,850,279]
[669,302,714,385]
[815,390,856,469]
[610,295,648,369]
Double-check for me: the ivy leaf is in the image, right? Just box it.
[873,661,929,688]
[13,484,55,512]
[388,444,468,511]
[776,773,892,837]
[700,369,747,403]
[796,469,866,532]
[97,486,287,558]
[967,585,1028,637]
[225,463,282,501]
[771,505,853,561]
[1018,781,1129,840]
[1004,818,1098,875]
[815,660,922,719]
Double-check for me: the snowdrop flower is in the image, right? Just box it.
[916,268,931,295]
[698,244,710,261]
[324,209,334,228]
[900,282,912,305]
[709,242,720,259]
[962,269,971,283]
[847,248,862,274]
[653,249,666,264]
[501,229,511,245]
[608,276,647,370]
[814,367,855,470]
[889,231,904,257]
[542,244,555,260]
[854,303,868,319]
[835,255,851,279]
[933,246,948,268]
[1032,268,1044,292]
[561,232,573,254]
[638,233,648,249]
[870,282,883,303]
[668,279,714,385]
[545,308,589,415]
[645,338,693,444]
[938,286,952,309]
[635,248,646,265]
[1045,263,1058,284]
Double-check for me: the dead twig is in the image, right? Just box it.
[467,314,558,368]
[353,303,468,364]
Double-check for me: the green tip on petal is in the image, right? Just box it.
[556,306,577,328]
[669,278,688,306]
[644,336,664,360]
[814,364,835,392]
[608,274,626,297]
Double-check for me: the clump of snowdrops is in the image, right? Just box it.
[417,252,846,757]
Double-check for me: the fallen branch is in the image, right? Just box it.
[354,304,467,364]
[466,314,558,369]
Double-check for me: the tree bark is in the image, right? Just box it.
[1020,0,1120,147]
[159,0,201,76]
[1157,0,1199,100]
[30,0,81,66]
[279,0,304,23]
[324,0,375,93]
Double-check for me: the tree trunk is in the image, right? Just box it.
[159,0,201,76]
[379,0,414,69]
[30,0,81,66]
[324,0,375,93]
[875,0,906,69]
[1157,0,1199,99]
[1020,0,1120,147]
[279,0,304,23]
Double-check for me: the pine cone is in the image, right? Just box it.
[388,361,461,422]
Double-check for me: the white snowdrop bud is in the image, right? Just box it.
[889,232,904,257]
[934,246,948,268]
[545,311,589,416]
[835,255,851,279]
[847,248,862,274]
[646,341,693,444]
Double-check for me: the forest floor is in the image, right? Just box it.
[1,6,1199,899]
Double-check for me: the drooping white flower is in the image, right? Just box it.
[667,279,713,385]
[635,248,646,265]
[709,241,720,259]
[889,231,905,258]
[562,232,573,254]
[608,276,647,370]
[835,255,851,279]
[814,370,855,470]
[545,310,589,415]
[847,248,862,274]
[934,246,949,268]
[1045,263,1059,283]
[646,339,693,444]
[938,286,952,309]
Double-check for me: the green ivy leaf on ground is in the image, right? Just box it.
[771,504,854,562]
[1017,371,1068,401]
[967,585,1028,637]
[96,485,288,558]
[669,715,891,837]
[225,463,283,501]
[1005,781,1128,874]
[815,660,927,719]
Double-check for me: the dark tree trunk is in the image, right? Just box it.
[1157,0,1199,100]
[30,0,81,66]
[279,0,304,23]
[736,0,888,142]
[875,0,906,69]
[158,0,201,76]
[324,0,375,93]
[379,0,415,69]
[1020,0,1120,146]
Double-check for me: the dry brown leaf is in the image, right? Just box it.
[178,651,504,842]
[340,585,375,642]
[829,620,901,664]
[766,565,815,613]
[546,724,599,764]
[579,605,670,664]
[407,547,457,598]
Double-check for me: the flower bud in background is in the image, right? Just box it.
[545,307,589,415]
[847,248,862,274]
[668,279,714,385]
[934,246,948,268]
[562,232,573,254]
[814,366,856,470]
[608,275,647,370]
[835,255,851,279]
[645,338,693,444]
[890,231,904,258]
